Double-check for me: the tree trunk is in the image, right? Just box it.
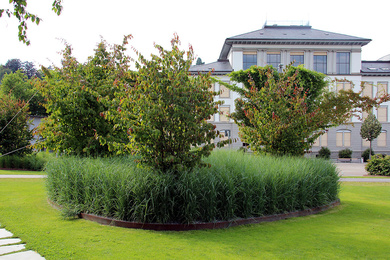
[369,140,372,160]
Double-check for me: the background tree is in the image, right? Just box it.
[106,35,221,173]
[228,65,390,156]
[34,37,132,156]
[1,71,46,116]
[360,114,382,160]
[22,61,40,79]
[0,0,63,45]
[0,94,32,156]
[196,57,205,65]
[4,59,22,73]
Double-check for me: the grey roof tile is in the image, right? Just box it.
[189,60,233,75]
[219,25,371,60]
[361,61,390,76]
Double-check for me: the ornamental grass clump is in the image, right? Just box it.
[46,150,340,224]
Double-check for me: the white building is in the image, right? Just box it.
[190,23,390,157]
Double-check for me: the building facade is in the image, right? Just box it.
[190,24,390,157]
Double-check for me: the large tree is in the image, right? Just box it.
[0,0,63,45]
[228,65,390,156]
[1,71,46,116]
[35,37,132,156]
[360,114,382,160]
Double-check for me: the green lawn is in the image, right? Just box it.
[0,179,389,259]
[0,169,44,175]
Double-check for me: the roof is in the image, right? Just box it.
[361,61,390,76]
[219,25,371,60]
[378,54,390,61]
[189,60,233,75]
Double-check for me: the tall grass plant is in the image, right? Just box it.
[45,150,340,224]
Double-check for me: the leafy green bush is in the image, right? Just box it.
[362,148,375,162]
[106,35,221,173]
[0,152,53,170]
[0,94,33,156]
[365,154,390,176]
[338,148,352,158]
[318,147,331,159]
[46,150,340,224]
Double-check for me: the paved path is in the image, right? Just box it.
[335,162,390,182]
[0,175,46,179]
[0,228,45,259]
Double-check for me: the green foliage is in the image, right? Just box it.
[365,154,390,176]
[338,148,353,158]
[360,114,382,160]
[35,37,132,157]
[107,35,221,173]
[362,148,375,162]
[228,66,390,156]
[1,70,46,116]
[228,65,328,156]
[45,150,340,224]
[0,153,48,170]
[0,0,63,45]
[318,146,331,159]
[0,65,12,82]
[0,94,32,156]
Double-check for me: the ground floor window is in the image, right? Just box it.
[336,130,351,147]
[313,132,328,147]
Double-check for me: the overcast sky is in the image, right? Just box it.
[0,0,389,68]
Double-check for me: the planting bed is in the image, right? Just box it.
[45,150,340,228]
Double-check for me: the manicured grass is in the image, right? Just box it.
[0,179,389,259]
[0,169,44,175]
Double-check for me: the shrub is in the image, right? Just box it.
[0,94,33,156]
[318,147,331,159]
[108,35,221,173]
[365,154,390,176]
[338,148,352,158]
[0,152,51,170]
[362,148,375,162]
[46,150,340,224]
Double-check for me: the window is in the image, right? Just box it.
[336,52,350,74]
[362,82,373,98]
[377,82,388,96]
[219,84,230,98]
[219,106,230,122]
[377,131,387,147]
[313,132,328,147]
[267,52,281,68]
[377,106,387,122]
[336,81,351,92]
[290,52,304,66]
[313,52,327,74]
[336,130,351,147]
[243,52,257,70]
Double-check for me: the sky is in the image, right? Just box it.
[0,0,389,69]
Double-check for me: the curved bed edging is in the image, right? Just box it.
[79,200,340,231]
